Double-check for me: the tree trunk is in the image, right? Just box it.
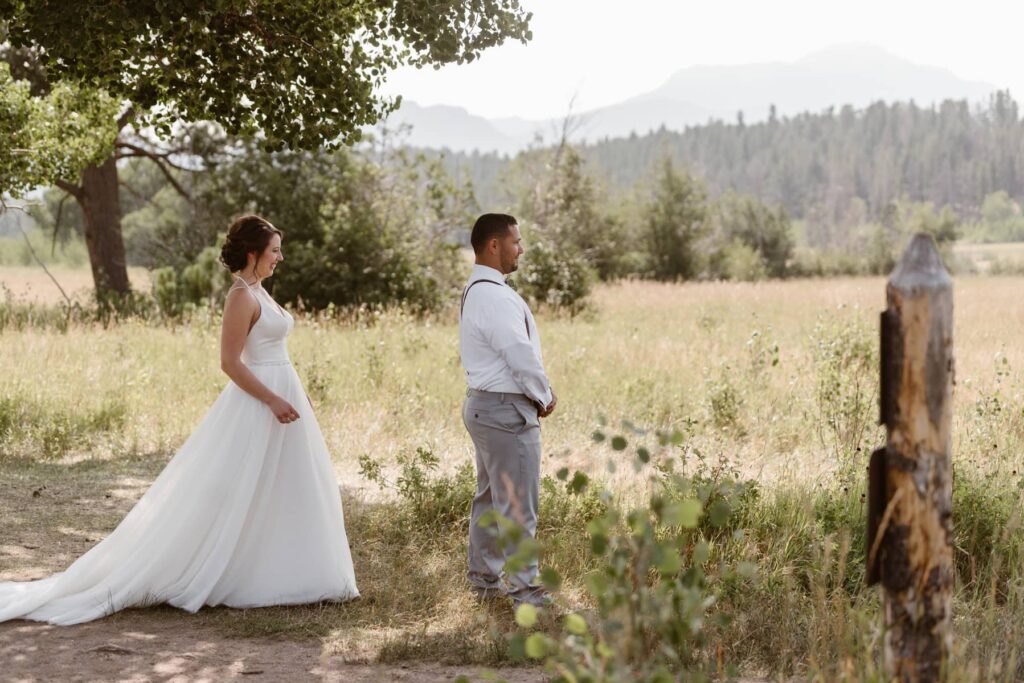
[79,154,130,297]
[869,233,955,682]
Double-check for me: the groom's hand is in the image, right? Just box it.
[539,388,557,418]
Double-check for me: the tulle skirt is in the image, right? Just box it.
[0,362,358,625]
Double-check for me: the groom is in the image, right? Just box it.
[459,213,557,607]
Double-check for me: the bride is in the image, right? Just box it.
[0,215,359,624]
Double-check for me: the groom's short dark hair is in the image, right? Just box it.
[471,213,517,253]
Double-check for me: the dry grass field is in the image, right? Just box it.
[3,269,1024,680]
[3,274,1022,483]
[953,241,1024,273]
[0,265,151,304]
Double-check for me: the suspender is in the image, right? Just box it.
[460,279,531,339]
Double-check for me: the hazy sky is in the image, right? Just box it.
[381,0,1024,121]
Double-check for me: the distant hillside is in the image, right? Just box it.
[381,43,996,152]
[382,101,521,155]
[433,92,1024,238]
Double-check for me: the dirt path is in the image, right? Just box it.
[0,458,544,682]
[0,613,542,682]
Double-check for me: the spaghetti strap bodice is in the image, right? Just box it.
[231,279,294,366]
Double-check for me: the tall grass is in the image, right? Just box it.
[3,276,1024,677]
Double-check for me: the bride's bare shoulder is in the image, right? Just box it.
[223,285,260,318]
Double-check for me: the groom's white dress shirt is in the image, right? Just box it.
[459,264,553,408]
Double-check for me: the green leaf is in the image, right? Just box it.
[507,633,526,659]
[515,603,537,628]
[692,541,710,566]
[569,471,589,494]
[708,499,731,526]
[654,543,682,575]
[585,571,609,596]
[663,499,702,528]
[540,567,562,590]
[524,633,548,659]
[564,613,588,635]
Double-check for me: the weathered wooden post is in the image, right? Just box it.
[866,233,954,682]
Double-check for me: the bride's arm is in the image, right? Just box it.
[220,288,300,424]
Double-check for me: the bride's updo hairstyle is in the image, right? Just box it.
[219,215,283,273]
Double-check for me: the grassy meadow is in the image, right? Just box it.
[952,241,1024,274]
[4,270,1024,679]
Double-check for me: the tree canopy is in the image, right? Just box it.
[0,0,531,150]
[0,62,117,196]
[1,0,531,300]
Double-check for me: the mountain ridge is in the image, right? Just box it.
[379,43,997,153]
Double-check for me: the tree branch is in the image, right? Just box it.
[118,180,172,212]
[117,105,136,131]
[0,199,75,309]
[19,225,73,308]
[51,191,71,257]
[114,151,192,172]
[115,143,192,201]
[115,142,192,169]
[54,178,83,201]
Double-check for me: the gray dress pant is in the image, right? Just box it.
[462,389,542,599]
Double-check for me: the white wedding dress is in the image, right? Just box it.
[0,282,359,625]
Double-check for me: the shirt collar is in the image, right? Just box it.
[470,263,507,284]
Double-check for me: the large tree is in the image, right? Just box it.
[0,1,531,298]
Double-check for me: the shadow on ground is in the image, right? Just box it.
[0,454,541,682]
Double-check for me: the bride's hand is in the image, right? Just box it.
[267,396,300,424]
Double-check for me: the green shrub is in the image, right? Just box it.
[150,246,231,318]
[810,311,879,473]
[514,235,593,316]
[0,394,128,459]
[197,141,469,315]
[706,373,743,433]
[359,446,475,535]
[721,239,768,281]
[512,430,752,681]
[709,191,794,279]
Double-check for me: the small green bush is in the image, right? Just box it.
[0,394,128,459]
[512,430,753,681]
[359,446,475,535]
[514,236,593,317]
[151,246,231,318]
[810,311,879,473]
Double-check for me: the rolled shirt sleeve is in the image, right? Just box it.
[482,296,553,407]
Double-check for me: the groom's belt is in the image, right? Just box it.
[467,388,530,403]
